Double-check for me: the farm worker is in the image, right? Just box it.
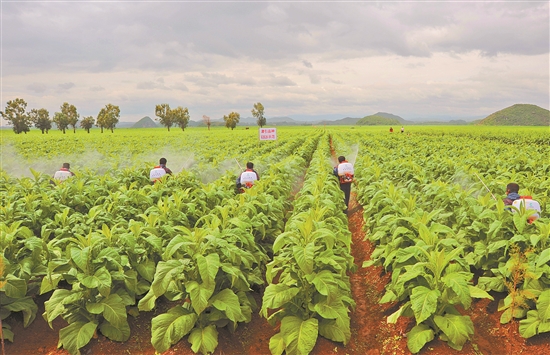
[333,156,354,212]
[503,182,541,224]
[236,162,260,190]
[389,127,393,133]
[401,126,404,133]
[503,183,521,206]
[53,163,75,182]
[150,157,173,182]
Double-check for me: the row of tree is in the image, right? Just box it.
[0,98,120,134]
[156,102,266,131]
[1,98,267,134]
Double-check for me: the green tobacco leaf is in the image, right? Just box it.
[434,314,473,350]
[187,280,214,315]
[537,290,550,322]
[513,213,526,234]
[188,325,218,355]
[261,284,300,317]
[314,298,344,320]
[311,270,338,298]
[40,274,63,294]
[58,321,97,355]
[468,286,494,300]
[387,302,410,324]
[407,324,434,354]
[3,275,27,298]
[477,276,505,292]
[44,289,72,327]
[70,247,90,272]
[99,319,130,341]
[293,243,315,274]
[536,248,550,267]
[281,316,318,355]
[150,260,183,297]
[151,306,197,353]
[442,273,471,308]
[3,296,37,327]
[269,332,285,355]
[197,253,220,287]
[101,294,127,328]
[410,286,440,324]
[519,310,540,338]
[209,288,245,323]
[318,305,351,344]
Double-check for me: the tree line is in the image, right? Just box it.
[1,98,267,134]
[0,98,120,134]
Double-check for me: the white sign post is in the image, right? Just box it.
[259,127,277,141]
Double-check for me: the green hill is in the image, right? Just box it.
[478,104,549,126]
[356,114,401,126]
[132,116,158,128]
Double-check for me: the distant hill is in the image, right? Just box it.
[132,116,158,128]
[371,112,409,124]
[478,104,550,126]
[357,113,403,126]
[318,117,362,125]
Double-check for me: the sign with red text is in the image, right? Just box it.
[259,127,277,140]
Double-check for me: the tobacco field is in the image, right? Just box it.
[1,126,549,355]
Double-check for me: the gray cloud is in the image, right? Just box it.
[1,2,548,122]
[58,82,75,91]
[26,83,47,93]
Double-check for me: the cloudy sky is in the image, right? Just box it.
[1,0,548,123]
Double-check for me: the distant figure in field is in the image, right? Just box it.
[236,162,260,191]
[150,157,173,182]
[333,156,354,212]
[503,182,541,224]
[401,126,404,133]
[389,127,394,133]
[53,163,75,182]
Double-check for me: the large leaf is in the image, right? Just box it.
[58,321,97,355]
[519,310,540,338]
[99,319,130,341]
[3,296,37,327]
[101,294,127,328]
[151,306,197,353]
[209,288,245,323]
[269,332,285,355]
[3,275,27,298]
[468,285,494,300]
[537,289,550,322]
[442,272,471,308]
[188,325,218,355]
[310,270,337,299]
[44,289,72,327]
[281,316,318,355]
[197,253,220,287]
[293,243,315,274]
[407,324,434,354]
[186,280,214,315]
[70,247,90,272]
[410,286,440,324]
[318,305,351,344]
[261,284,300,317]
[433,314,474,350]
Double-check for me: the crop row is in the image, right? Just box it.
[262,135,355,354]
[333,129,550,353]
[0,132,323,354]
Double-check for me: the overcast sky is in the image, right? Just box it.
[1,0,548,123]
